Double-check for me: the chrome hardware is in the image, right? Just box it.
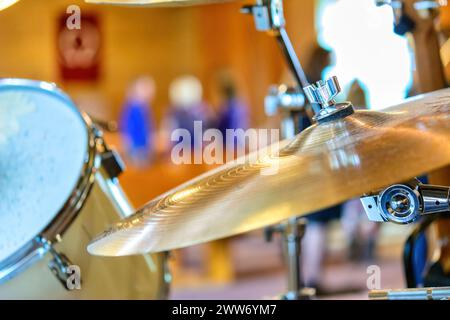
[361,179,450,224]
[303,76,355,124]
[265,85,305,116]
[265,85,308,139]
[378,184,421,224]
[304,76,340,107]
[376,0,447,10]
[375,0,403,9]
[39,238,79,290]
[375,0,447,27]
[370,287,450,300]
[241,0,310,89]
[265,218,316,300]
[241,0,285,32]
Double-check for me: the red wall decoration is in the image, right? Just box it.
[57,12,101,81]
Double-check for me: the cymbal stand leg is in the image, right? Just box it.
[265,218,316,300]
[283,218,316,300]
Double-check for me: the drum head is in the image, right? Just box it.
[0,79,88,262]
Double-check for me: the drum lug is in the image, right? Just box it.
[39,238,81,290]
[99,141,125,179]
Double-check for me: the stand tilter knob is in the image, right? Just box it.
[303,76,341,108]
[303,76,354,124]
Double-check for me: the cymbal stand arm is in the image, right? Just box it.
[275,28,310,89]
[241,0,310,90]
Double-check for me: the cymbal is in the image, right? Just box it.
[88,89,450,256]
[84,0,234,7]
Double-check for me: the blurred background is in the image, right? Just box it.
[1,0,449,299]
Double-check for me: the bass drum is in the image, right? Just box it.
[0,79,169,299]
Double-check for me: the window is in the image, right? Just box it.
[316,0,413,109]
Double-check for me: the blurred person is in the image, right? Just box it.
[305,46,333,83]
[161,75,213,148]
[119,76,156,167]
[214,70,249,151]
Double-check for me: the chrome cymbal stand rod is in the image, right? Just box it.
[282,218,315,300]
[265,218,315,300]
[284,218,304,299]
[275,28,310,89]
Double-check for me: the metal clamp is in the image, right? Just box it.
[361,178,450,224]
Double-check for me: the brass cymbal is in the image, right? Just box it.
[88,89,450,256]
[84,0,234,7]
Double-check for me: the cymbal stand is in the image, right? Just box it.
[242,0,315,300]
[265,218,316,300]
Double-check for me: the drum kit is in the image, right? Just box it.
[1,0,449,300]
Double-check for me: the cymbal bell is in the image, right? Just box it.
[84,0,235,7]
[88,88,450,256]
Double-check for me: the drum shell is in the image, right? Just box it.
[0,176,168,299]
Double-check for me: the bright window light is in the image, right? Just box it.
[0,0,20,11]
[317,0,413,109]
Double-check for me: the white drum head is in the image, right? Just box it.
[0,80,88,262]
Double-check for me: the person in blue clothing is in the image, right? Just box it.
[119,76,156,167]
[161,75,214,155]
[215,70,249,151]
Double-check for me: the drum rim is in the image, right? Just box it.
[0,78,101,283]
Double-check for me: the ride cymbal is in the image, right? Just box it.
[88,88,450,256]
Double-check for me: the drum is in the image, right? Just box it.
[0,79,169,299]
